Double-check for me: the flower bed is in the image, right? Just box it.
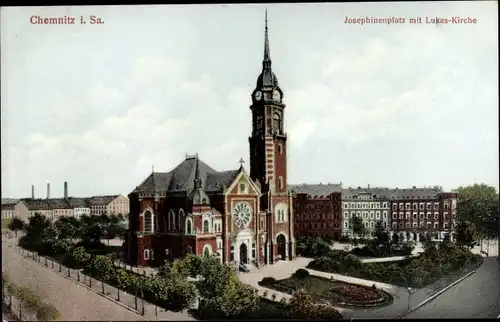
[259,274,392,308]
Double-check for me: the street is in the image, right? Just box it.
[404,257,500,319]
[2,240,145,321]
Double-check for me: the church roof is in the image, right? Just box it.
[133,155,240,195]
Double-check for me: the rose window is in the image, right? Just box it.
[232,202,253,228]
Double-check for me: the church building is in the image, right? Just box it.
[124,12,295,268]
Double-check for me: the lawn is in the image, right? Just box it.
[261,275,341,302]
[192,298,290,320]
[259,274,391,307]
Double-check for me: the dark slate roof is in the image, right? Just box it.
[342,187,391,199]
[21,199,51,211]
[2,198,20,205]
[133,156,240,195]
[288,183,343,197]
[388,187,442,199]
[66,197,89,208]
[46,198,71,209]
[1,204,16,210]
[87,195,120,206]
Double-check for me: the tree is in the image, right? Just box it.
[455,221,476,249]
[71,246,91,266]
[349,215,366,239]
[7,217,25,237]
[88,255,115,281]
[201,273,258,317]
[24,213,52,244]
[374,220,389,245]
[457,184,499,240]
[54,217,77,242]
[194,255,233,298]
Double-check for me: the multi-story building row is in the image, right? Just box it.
[290,184,457,242]
[1,182,129,222]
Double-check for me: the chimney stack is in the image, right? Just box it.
[46,183,50,199]
[368,184,370,189]
[64,182,68,199]
[31,185,35,199]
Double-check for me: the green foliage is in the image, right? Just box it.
[296,235,331,257]
[457,184,499,239]
[349,215,366,237]
[201,273,258,317]
[7,217,25,236]
[308,243,481,288]
[455,221,477,249]
[2,273,61,320]
[54,217,78,241]
[293,268,310,279]
[195,255,233,299]
[171,254,204,278]
[88,255,115,281]
[260,277,277,285]
[374,221,389,245]
[71,246,92,266]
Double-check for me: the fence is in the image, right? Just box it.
[17,247,193,321]
[2,286,38,321]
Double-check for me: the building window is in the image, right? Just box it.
[419,203,424,210]
[203,220,210,233]
[375,211,380,219]
[278,143,283,155]
[187,246,193,254]
[370,222,374,228]
[399,223,404,228]
[217,240,222,249]
[252,242,256,259]
[406,222,411,228]
[405,203,411,210]
[443,223,449,229]
[434,212,439,219]
[144,249,150,260]
[344,221,348,228]
[239,183,246,193]
[427,222,432,229]
[230,245,234,262]
[412,222,417,228]
[413,204,418,210]
[413,213,417,220]
[434,223,439,229]
[444,202,449,210]
[186,218,193,234]
[278,177,284,190]
[392,222,397,228]
[144,210,153,232]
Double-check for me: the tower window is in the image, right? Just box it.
[278,176,284,190]
[273,113,281,134]
[278,143,283,155]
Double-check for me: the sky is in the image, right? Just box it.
[1,2,498,198]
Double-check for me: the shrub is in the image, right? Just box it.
[260,277,277,286]
[294,268,310,278]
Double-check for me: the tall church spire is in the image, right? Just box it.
[263,9,272,71]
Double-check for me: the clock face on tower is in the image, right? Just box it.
[232,202,253,228]
[272,89,281,102]
[254,91,262,101]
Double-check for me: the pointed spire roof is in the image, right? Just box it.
[189,154,210,205]
[256,9,279,88]
[263,9,271,70]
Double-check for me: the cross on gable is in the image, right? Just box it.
[239,158,245,167]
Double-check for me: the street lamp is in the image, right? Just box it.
[407,287,412,311]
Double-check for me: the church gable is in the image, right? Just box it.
[226,169,261,196]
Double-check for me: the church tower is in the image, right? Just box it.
[249,10,288,209]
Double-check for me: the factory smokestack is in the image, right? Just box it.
[46,183,50,199]
[31,185,35,199]
[64,182,68,199]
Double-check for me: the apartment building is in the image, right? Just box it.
[1,199,30,222]
[88,195,129,216]
[290,183,343,239]
[341,187,391,238]
[66,197,91,218]
[23,199,53,220]
[389,186,457,242]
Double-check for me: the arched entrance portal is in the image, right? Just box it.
[239,243,248,264]
[277,234,287,260]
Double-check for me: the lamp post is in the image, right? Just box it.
[407,287,412,311]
